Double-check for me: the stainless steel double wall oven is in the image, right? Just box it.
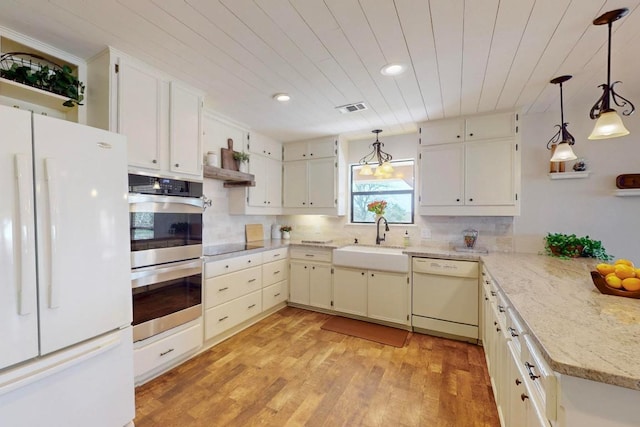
[128,174,203,342]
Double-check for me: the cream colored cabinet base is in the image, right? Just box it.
[204,290,262,340]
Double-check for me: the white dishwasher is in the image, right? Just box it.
[412,257,479,343]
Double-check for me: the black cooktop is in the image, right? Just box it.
[203,243,264,256]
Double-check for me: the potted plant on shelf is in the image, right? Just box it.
[280,225,292,240]
[544,233,612,260]
[233,151,250,172]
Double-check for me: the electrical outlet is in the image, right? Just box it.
[421,228,431,239]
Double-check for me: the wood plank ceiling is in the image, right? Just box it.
[1,0,640,141]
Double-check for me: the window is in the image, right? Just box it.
[350,160,414,224]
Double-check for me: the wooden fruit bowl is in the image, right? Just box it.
[590,271,640,299]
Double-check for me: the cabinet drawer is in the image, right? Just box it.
[204,266,262,308]
[134,321,202,378]
[262,247,288,263]
[262,259,287,287]
[263,280,288,311]
[204,290,262,340]
[506,307,526,356]
[522,334,557,421]
[290,247,332,263]
[205,253,262,277]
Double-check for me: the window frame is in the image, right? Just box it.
[349,160,415,225]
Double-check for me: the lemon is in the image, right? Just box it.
[615,264,636,280]
[615,259,635,268]
[622,278,640,292]
[596,263,615,276]
[606,275,623,289]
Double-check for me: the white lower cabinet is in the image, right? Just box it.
[288,247,332,309]
[204,290,262,339]
[263,281,288,311]
[261,248,288,311]
[333,266,409,325]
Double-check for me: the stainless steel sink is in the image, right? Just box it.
[332,245,409,273]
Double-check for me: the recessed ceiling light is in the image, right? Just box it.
[380,63,406,76]
[273,93,291,102]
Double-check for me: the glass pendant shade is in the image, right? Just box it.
[550,142,577,162]
[588,110,630,140]
[359,164,373,176]
[379,161,394,173]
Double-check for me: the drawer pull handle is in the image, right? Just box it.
[508,327,519,337]
[498,305,506,313]
[248,279,256,283]
[515,378,522,386]
[493,321,498,326]
[248,304,256,309]
[274,270,280,274]
[490,291,496,296]
[485,280,490,284]
[520,393,529,402]
[274,293,280,297]
[219,287,229,292]
[273,254,280,257]
[496,327,501,332]
[525,362,540,380]
[160,348,174,357]
[305,254,315,257]
[219,316,228,322]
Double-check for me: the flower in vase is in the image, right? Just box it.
[367,200,387,215]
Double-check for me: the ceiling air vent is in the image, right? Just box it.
[335,102,367,114]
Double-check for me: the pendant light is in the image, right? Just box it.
[548,75,577,162]
[358,129,393,176]
[588,8,635,140]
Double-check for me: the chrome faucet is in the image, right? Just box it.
[375,216,389,245]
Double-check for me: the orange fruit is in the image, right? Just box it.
[615,265,636,280]
[596,263,615,276]
[635,268,640,277]
[622,278,640,291]
[615,259,635,268]
[606,275,623,289]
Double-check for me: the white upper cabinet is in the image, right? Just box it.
[282,136,346,215]
[249,132,281,161]
[169,82,202,177]
[418,111,520,216]
[420,111,516,145]
[87,48,203,180]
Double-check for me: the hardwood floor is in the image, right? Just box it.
[134,307,499,427]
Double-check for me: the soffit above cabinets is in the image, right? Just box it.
[2,1,640,141]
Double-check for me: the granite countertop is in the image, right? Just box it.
[481,253,640,391]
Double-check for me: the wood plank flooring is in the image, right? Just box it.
[134,307,499,427]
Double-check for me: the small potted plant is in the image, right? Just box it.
[233,151,250,172]
[280,225,292,239]
[544,233,612,260]
[367,200,387,221]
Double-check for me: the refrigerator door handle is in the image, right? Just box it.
[15,154,34,315]
[44,158,61,308]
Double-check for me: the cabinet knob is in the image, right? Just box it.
[152,159,157,164]
[268,201,271,204]
[520,393,529,402]
[515,378,522,386]
[361,272,365,275]
[175,163,180,167]
[469,198,473,202]
[496,327,501,332]
[469,133,474,137]
[371,273,374,277]
[303,154,306,157]
[310,202,313,205]
[302,202,306,205]
[456,198,460,202]
[456,135,460,138]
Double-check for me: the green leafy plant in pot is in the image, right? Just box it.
[232,151,250,171]
[544,233,612,261]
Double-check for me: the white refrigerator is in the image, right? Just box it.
[0,105,135,427]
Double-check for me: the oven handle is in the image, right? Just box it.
[131,258,202,289]
[128,193,204,209]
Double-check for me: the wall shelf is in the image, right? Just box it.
[613,189,640,197]
[203,164,255,187]
[0,77,75,112]
[548,171,590,180]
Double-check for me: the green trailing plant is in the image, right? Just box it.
[232,151,250,163]
[544,233,612,261]
[0,53,85,107]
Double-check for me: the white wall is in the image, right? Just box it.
[516,105,640,264]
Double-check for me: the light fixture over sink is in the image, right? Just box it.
[548,75,577,162]
[588,8,635,140]
[358,129,393,176]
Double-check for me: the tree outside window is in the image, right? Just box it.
[351,160,414,224]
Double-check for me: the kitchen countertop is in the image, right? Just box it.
[204,240,640,391]
[481,253,640,391]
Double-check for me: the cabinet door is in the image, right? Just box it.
[289,262,310,305]
[465,112,515,141]
[419,118,465,145]
[309,264,332,310]
[118,59,161,170]
[419,144,464,206]
[307,138,336,158]
[169,82,202,177]
[247,154,267,207]
[265,156,282,207]
[333,267,367,316]
[507,341,527,427]
[283,160,308,207]
[250,133,282,161]
[283,141,308,161]
[308,158,336,208]
[368,271,409,325]
[465,139,515,206]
